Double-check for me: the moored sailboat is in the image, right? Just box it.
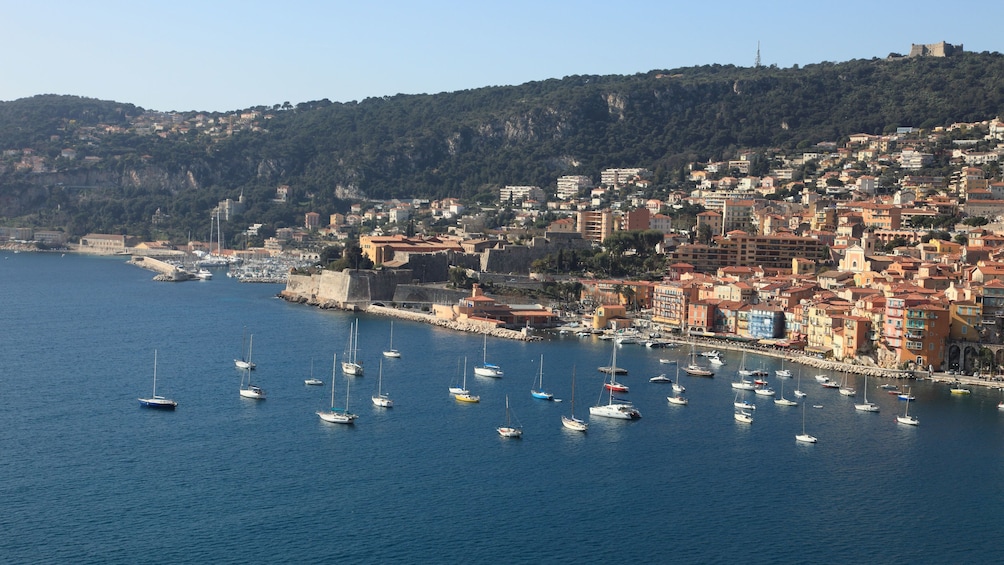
[561,368,588,431]
[318,353,358,424]
[238,337,265,399]
[371,359,393,407]
[138,350,177,409]
[796,401,817,443]
[497,395,522,438]
[474,332,503,378]
[896,386,918,425]
[342,319,364,376]
[530,354,554,400]
[382,321,401,359]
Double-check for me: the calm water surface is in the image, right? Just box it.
[0,253,1001,563]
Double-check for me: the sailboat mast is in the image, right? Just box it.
[153,349,158,396]
[335,353,343,411]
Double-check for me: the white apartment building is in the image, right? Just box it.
[500,185,545,204]
[556,175,593,200]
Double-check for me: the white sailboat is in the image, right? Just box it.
[234,329,256,370]
[793,368,807,398]
[774,378,798,406]
[796,401,817,443]
[371,359,393,407]
[667,366,688,405]
[304,358,323,386]
[497,395,522,438]
[737,351,753,377]
[734,409,753,424]
[138,350,177,409]
[838,372,856,396]
[342,319,364,376]
[590,368,641,420]
[454,358,480,403]
[318,353,358,424]
[382,321,401,358]
[561,367,588,432]
[448,358,468,396]
[854,374,880,412]
[672,366,686,393]
[474,332,503,377]
[896,386,919,425]
[776,358,792,378]
[733,391,756,411]
[530,354,554,400]
[238,337,265,399]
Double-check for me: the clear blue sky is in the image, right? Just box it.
[1,0,999,113]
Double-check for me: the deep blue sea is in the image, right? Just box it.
[1,253,1002,564]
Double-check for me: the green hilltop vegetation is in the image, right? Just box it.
[1,50,1003,241]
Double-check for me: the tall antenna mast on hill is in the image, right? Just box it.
[754,41,761,68]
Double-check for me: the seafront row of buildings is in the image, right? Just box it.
[6,95,1004,376]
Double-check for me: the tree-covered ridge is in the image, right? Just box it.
[1,52,1003,238]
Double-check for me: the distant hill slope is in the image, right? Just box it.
[1,52,1003,236]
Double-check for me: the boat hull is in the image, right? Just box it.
[342,362,364,376]
[455,393,480,403]
[589,404,640,420]
[497,426,522,438]
[474,366,503,378]
[304,379,323,386]
[896,416,919,426]
[531,390,554,400]
[317,410,357,424]
[382,350,401,358]
[682,366,714,377]
[138,397,177,409]
[796,433,817,443]
[561,415,588,431]
[372,394,393,407]
[239,386,266,399]
[667,396,688,405]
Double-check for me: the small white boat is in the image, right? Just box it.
[238,338,265,400]
[708,354,725,366]
[814,374,830,383]
[561,369,588,432]
[649,373,672,383]
[838,372,856,396]
[371,359,393,408]
[796,402,817,443]
[734,410,753,424]
[793,369,807,398]
[732,378,755,391]
[733,392,756,411]
[896,386,918,426]
[659,358,676,364]
[854,375,880,412]
[304,358,323,385]
[382,321,401,358]
[318,355,358,424]
[497,395,522,438]
[667,395,688,405]
[700,350,720,358]
[195,268,212,280]
[474,333,503,378]
[754,386,775,397]
[342,319,364,376]
[775,379,797,406]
